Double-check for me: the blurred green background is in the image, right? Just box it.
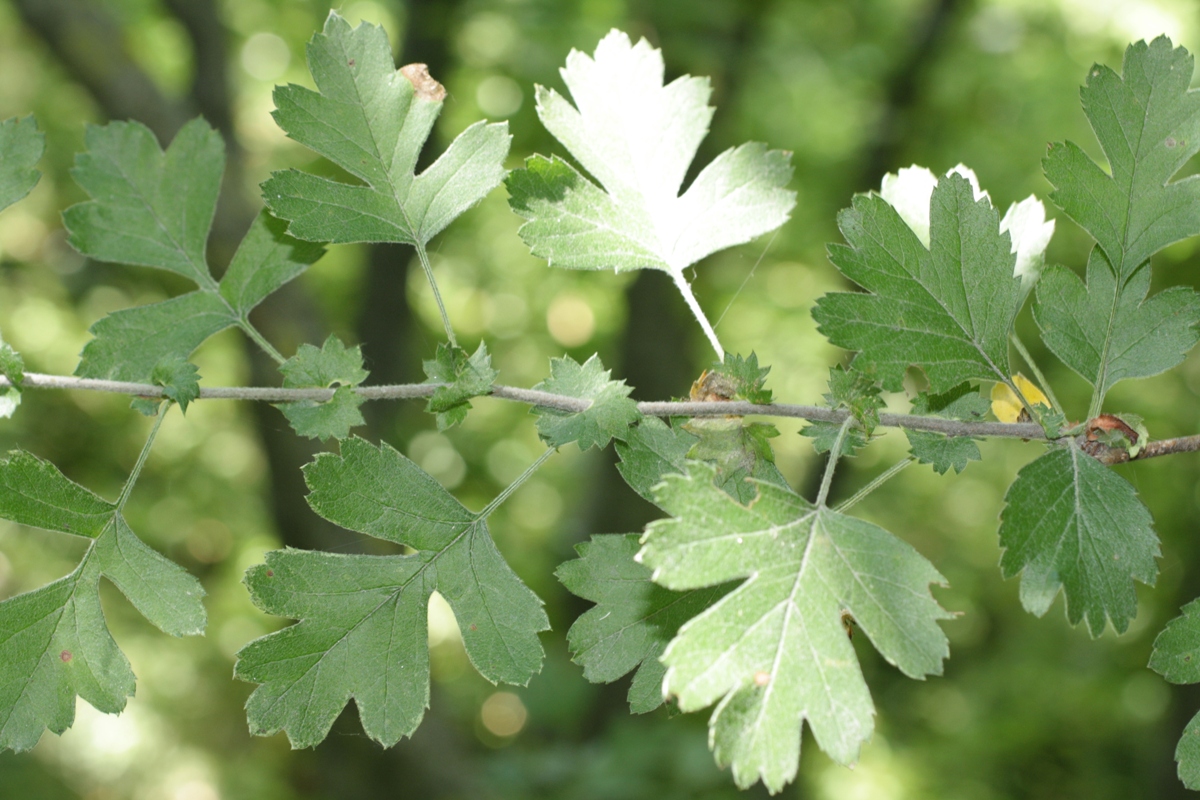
[0,0,1198,797]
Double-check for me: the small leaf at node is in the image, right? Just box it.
[530,354,640,450]
[275,335,369,440]
[423,342,498,430]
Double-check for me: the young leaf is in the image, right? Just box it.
[423,342,498,430]
[1150,598,1200,789]
[557,533,731,713]
[639,461,950,792]
[998,441,1159,636]
[65,116,322,383]
[906,383,989,474]
[151,356,200,413]
[0,451,206,752]
[0,116,44,214]
[530,354,641,450]
[1034,249,1200,396]
[262,13,509,247]
[275,335,369,441]
[507,31,794,353]
[1044,37,1200,281]
[801,420,868,457]
[235,438,548,748]
[813,173,1022,393]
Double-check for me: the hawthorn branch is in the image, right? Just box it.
[8,372,1200,459]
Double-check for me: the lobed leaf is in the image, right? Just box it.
[531,354,640,450]
[905,382,989,474]
[557,533,731,713]
[263,13,510,247]
[814,173,1022,393]
[639,461,950,792]
[235,438,548,748]
[1034,249,1200,396]
[0,452,205,752]
[507,31,794,277]
[1043,37,1200,281]
[614,417,697,506]
[0,115,44,214]
[423,342,498,430]
[275,335,369,441]
[998,441,1159,636]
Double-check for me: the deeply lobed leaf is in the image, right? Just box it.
[0,452,205,752]
[531,354,640,450]
[1044,37,1200,281]
[262,13,510,247]
[639,461,950,792]
[1034,249,1200,396]
[507,31,794,276]
[557,533,731,713]
[814,173,1022,393]
[236,438,548,748]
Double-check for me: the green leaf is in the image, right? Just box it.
[905,383,988,474]
[1150,598,1200,684]
[507,31,794,277]
[262,13,509,246]
[801,420,868,457]
[825,365,884,435]
[1043,37,1200,281]
[530,354,641,450]
[67,128,322,384]
[276,335,369,440]
[1033,250,1200,396]
[218,211,326,319]
[0,116,44,214]
[278,386,365,442]
[998,441,1159,636]
[150,356,200,414]
[639,461,950,792]
[557,533,731,713]
[0,334,25,420]
[423,342,498,430]
[77,292,231,382]
[280,334,368,389]
[64,118,223,285]
[0,452,205,752]
[813,173,1022,393]
[614,417,697,505]
[1150,599,1200,789]
[235,437,548,748]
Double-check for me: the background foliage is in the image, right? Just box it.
[0,0,1199,798]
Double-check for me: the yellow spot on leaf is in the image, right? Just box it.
[991,374,1051,422]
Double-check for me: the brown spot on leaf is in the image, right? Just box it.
[469,623,478,631]
[1167,137,1178,147]
[690,369,738,402]
[840,609,857,639]
[60,650,72,663]
[266,570,274,578]
[348,59,356,67]
[400,63,446,102]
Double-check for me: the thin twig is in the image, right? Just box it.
[12,371,1200,459]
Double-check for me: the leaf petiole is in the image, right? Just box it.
[1010,332,1062,412]
[816,416,855,507]
[116,399,171,511]
[834,456,915,514]
[238,319,286,365]
[479,446,556,520]
[416,242,458,348]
